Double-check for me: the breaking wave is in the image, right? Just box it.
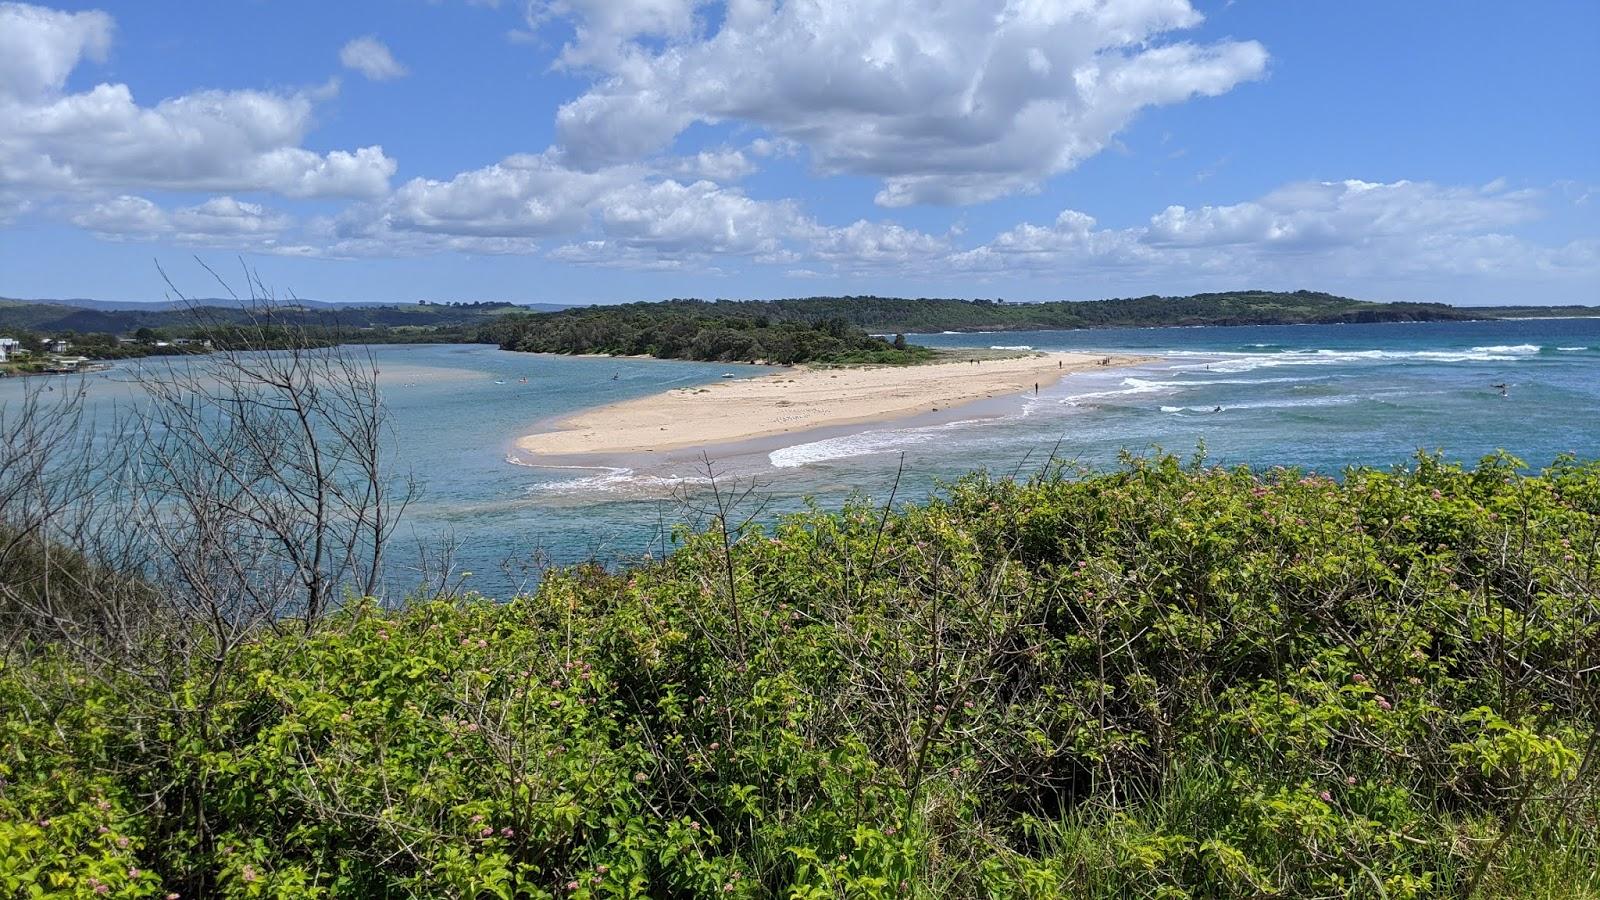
[1162,345,1542,374]
[506,459,707,496]
[769,418,989,469]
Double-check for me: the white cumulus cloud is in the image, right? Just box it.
[0,1,111,100]
[547,0,1268,206]
[340,36,409,81]
[951,179,1594,292]
[0,3,396,201]
[71,194,294,247]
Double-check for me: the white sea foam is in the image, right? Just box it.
[1059,378,1172,405]
[769,418,987,468]
[1556,346,1590,351]
[504,459,706,496]
[989,344,1033,351]
[532,469,709,495]
[1160,396,1358,414]
[1131,375,1334,388]
[1161,346,1535,374]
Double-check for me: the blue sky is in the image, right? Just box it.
[1,0,1595,305]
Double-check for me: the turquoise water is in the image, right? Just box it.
[4,318,1597,598]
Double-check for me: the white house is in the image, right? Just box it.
[0,337,21,362]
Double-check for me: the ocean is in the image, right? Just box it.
[5,317,1597,598]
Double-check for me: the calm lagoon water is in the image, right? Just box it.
[5,318,1597,598]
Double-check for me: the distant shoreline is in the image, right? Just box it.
[514,351,1155,458]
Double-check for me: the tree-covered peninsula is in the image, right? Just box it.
[482,302,935,365]
[7,290,1598,366]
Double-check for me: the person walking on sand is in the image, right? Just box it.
[1034,382,1039,394]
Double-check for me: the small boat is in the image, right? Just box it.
[493,380,507,385]
[721,373,736,378]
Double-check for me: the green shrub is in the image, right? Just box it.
[2,453,1596,897]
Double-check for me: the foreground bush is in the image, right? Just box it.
[3,453,1597,898]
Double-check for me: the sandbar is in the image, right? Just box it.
[516,351,1152,457]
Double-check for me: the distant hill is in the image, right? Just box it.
[2,296,571,314]
[742,290,1573,332]
[0,298,568,337]
[5,291,1596,349]
[502,290,1598,336]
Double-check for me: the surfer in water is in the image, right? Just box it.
[1492,382,1508,397]
[1212,405,1223,413]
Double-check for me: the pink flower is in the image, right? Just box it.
[1351,673,1366,684]
[501,827,515,837]
[128,868,141,878]
[723,884,735,893]
[709,742,720,750]
[116,836,130,848]
[92,882,109,895]
[1319,790,1333,802]
[596,865,609,874]
[241,865,259,883]
[1346,776,1358,785]
[1375,696,1393,711]
[481,826,494,837]
[566,880,580,891]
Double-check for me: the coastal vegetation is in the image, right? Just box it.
[6,291,1599,365]
[483,304,934,365]
[3,410,1597,896]
[751,290,1499,331]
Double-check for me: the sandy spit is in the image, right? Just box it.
[516,352,1152,457]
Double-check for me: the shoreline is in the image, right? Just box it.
[515,351,1154,458]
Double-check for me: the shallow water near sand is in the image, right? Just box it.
[4,317,1597,598]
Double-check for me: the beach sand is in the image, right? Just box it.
[516,351,1152,457]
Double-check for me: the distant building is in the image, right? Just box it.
[46,339,71,354]
[0,337,20,362]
